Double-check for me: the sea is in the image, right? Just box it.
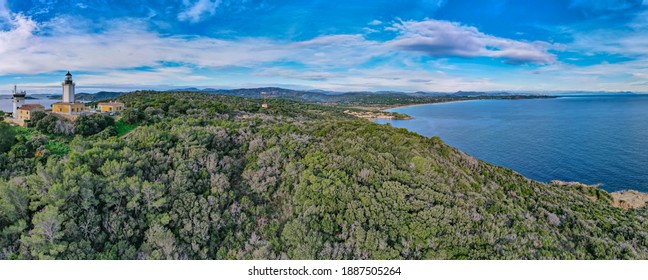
[0,95,61,113]
[375,95,648,193]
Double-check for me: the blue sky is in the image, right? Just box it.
[1,0,648,93]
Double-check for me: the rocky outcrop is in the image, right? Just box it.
[551,180,648,210]
[611,190,648,210]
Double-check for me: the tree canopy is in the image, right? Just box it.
[0,123,17,153]
[0,91,646,260]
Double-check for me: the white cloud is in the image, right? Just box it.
[549,9,648,92]
[0,0,10,20]
[11,4,648,92]
[300,67,504,92]
[368,20,382,26]
[80,67,211,85]
[388,20,556,65]
[253,68,345,81]
[0,13,567,91]
[0,13,38,54]
[178,0,222,23]
[0,15,387,76]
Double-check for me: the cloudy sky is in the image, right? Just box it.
[1,0,648,93]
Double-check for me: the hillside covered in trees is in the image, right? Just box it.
[56,87,555,109]
[0,91,647,260]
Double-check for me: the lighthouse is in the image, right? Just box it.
[62,71,75,103]
[53,71,85,115]
[12,85,26,119]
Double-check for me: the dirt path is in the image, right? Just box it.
[120,127,139,139]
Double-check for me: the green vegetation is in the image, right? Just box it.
[0,91,647,260]
[203,87,556,110]
[74,114,115,136]
[115,120,138,136]
[323,93,554,109]
[120,108,147,125]
[0,123,17,153]
[10,124,31,139]
[389,111,411,120]
[44,140,70,156]
[32,112,74,136]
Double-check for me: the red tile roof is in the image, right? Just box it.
[98,101,125,106]
[53,102,84,105]
[17,104,45,110]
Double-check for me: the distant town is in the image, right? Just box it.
[4,72,125,127]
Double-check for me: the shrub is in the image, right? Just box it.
[0,123,17,153]
[34,115,59,134]
[30,111,47,124]
[121,108,146,125]
[75,114,115,136]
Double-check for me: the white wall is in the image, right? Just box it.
[62,83,75,103]
[12,97,25,119]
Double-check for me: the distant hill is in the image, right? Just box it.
[76,91,125,101]
[35,87,553,110]
[454,91,515,96]
[163,87,553,108]
[48,91,125,101]
[552,91,637,96]
[199,87,326,101]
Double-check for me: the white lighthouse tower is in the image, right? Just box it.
[12,85,26,119]
[62,71,75,103]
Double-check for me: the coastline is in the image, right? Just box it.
[369,99,489,122]
[381,95,563,112]
[375,97,648,210]
[380,98,485,112]
[355,99,487,121]
[552,181,648,209]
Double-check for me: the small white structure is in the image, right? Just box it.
[62,71,75,103]
[12,85,26,119]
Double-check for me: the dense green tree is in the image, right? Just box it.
[20,205,66,259]
[34,115,59,134]
[75,114,115,136]
[1,91,647,260]
[30,111,47,124]
[121,108,146,125]
[0,123,17,153]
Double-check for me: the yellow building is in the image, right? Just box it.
[52,102,86,114]
[98,101,125,113]
[17,104,45,121]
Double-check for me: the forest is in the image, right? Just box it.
[177,87,557,109]
[0,91,647,260]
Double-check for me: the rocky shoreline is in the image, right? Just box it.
[344,109,412,120]
[610,190,648,210]
[551,180,648,209]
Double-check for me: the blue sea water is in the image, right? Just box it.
[0,95,60,113]
[375,95,648,193]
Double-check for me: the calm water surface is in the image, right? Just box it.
[375,95,648,192]
[0,95,60,113]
